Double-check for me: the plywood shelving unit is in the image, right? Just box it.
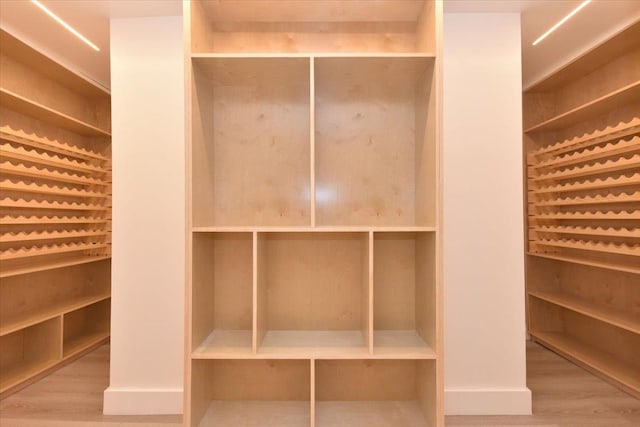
[523,20,640,398]
[185,1,442,426]
[0,30,111,398]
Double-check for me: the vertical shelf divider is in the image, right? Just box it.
[310,358,316,427]
[310,56,316,228]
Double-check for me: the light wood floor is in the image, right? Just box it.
[0,341,638,426]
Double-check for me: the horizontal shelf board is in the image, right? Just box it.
[0,242,110,261]
[0,180,109,199]
[530,331,640,393]
[0,162,108,187]
[0,255,110,278]
[0,88,110,137]
[63,330,110,358]
[0,199,109,212]
[316,401,427,427]
[0,141,108,174]
[530,211,640,221]
[0,229,109,243]
[0,294,110,336]
[372,330,436,358]
[530,191,640,207]
[529,173,640,195]
[528,119,640,159]
[0,215,108,225]
[193,52,436,59]
[0,358,59,393]
[193,330,253,358]
[530,153,640,182]
[524,81,640,133]
[530,226,640,239]
[530,136,640,170]
[529,291,639,334]
[527,251,640,275]
[202,0,427,23]
[259,330,369,358]
[193,226,436,233]
[200,401,309,427]
[525,20,640,92]
[0,130,109,162]
[532,239,640,257]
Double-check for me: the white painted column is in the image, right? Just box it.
[443,13,532,415]
[104,16,185,415]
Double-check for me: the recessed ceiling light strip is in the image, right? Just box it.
[533,0,592,46]
[31,0,100,51]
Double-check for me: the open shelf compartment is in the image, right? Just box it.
[0,317,61,395]
[373,232,436,356]
[257,232,370,356]
[529,297,640,396]
[316,359,436,427]
[62,298,110,358]
[0,260,110,336]
[191,57,311,227]
[192,232,254,357]
[189,0,438,54]
[314,56,437,226]
[190,359,311,427]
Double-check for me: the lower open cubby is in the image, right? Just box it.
[191,359,311,427]
[0,317,61,395]
[189,358,435,427]
[529,297,640,396]
[62,298,110,357]
[257,232,369,356]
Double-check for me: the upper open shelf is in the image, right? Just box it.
[189,0,438,54]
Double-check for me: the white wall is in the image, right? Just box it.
[104,16,185,415]
[443,14,531,415]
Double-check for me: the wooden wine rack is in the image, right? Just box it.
[0,30,111,398]
[523,20,640,398]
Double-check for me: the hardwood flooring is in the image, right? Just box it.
[0,341,638,426]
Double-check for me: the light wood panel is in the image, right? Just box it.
[314,56,434,226]
[191,57,310,227]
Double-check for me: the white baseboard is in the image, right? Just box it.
[103,387,183,415]
[445,387,532,415]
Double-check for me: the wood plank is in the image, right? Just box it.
[0,180,109,199]
[0,200,109,213]
[530,225,640,239]
[527,252,640,275]
[531,135,640,170]
[193,226,437,233]
[524,81,640,133]
[529,172,640,194]
[0,162,108,186]
[531,153,640,182]
[532,239,640,257]
[0,359,58,393]
[530,191,640,207]
[530,211,640,220]
[0,130,108,162]
[0,242,110,261]
[0,230,108,243]
[529,291,639,335]
[0,142,108,173]
[0,88,110,137]
[192,330,253,358]
[62,331,110,358]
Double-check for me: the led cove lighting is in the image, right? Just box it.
[532,0,592,46]
[31,0,100,51]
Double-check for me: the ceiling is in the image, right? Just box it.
[1,0,639,90]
